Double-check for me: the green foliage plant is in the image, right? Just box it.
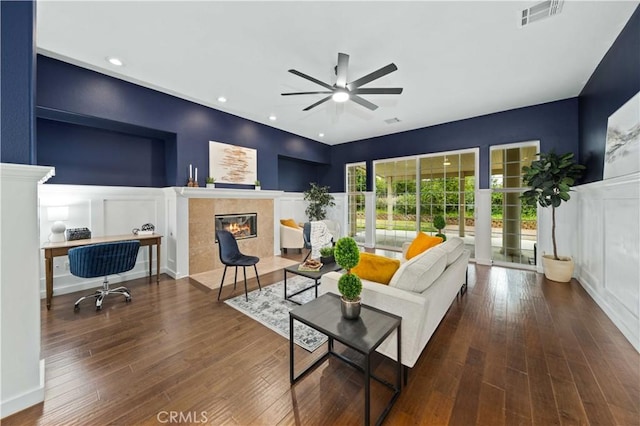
[319,246,335,257]
[255,180,261,186]
[206,177,215,184]
[433,215,447,241]
[303,182,336,221]
[521,151,585,260]
[334,237,362,302]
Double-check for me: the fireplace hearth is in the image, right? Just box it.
[215,213,257,241]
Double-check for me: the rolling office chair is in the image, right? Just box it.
[216,230,261,301]
[69,240,140,311]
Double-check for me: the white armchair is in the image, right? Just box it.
[280,223,304,253]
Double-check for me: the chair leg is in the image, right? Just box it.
[303,250,311,262]
[234,267,238,290]
[217,266,228,301]
[243,266,248,302]
[254,264,261,292]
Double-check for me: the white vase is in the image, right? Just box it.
[206,183,215,189]
[255,186,261,191]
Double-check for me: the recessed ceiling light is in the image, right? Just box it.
[332,91,349,103]
[268,115,277,121]
[318,133,324,138]
[107,57,123,66]
[217,96,227,103]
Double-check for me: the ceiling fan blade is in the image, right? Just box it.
[288,69,334,90]
[350,95,378,111]
[335,53,349,88]
[352,87,403,95]
[281,91,333,96]
[347,63,398,90]
[303,96,332,111]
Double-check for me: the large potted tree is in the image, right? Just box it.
[521,151,585,282]
[303,182,335,221]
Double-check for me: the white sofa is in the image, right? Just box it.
[320,237,469,369]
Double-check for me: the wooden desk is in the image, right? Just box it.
[42,234,162,310]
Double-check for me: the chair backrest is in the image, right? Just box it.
[216,230,241,264]
[302,223,311,249]
[69,240,140,279]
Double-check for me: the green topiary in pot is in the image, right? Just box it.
[334,237,362,319]
[433,215,447,241]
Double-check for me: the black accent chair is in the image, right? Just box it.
[216,230,261,301]
[302,222,312,262]
[69,240,140,311]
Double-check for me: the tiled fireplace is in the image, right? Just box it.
[188,197,274,274]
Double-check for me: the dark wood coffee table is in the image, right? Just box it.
[283,262,341,304]
[289,293,402,426]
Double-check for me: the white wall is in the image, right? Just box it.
[1,164,53,418]
[574,172,640,351]
[38,184,167,297]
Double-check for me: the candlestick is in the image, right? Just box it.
[189,164,193,179]
[195,167,198,183]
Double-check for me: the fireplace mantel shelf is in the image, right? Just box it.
[171,187,285,199]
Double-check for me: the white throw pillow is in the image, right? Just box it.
[389,246,447,292]
[439,237,465,266]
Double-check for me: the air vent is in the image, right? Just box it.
[384,117,401,124]
[520,0,563,27]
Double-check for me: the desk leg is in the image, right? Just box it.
[148,245,152,279]
[156,241,161,283]
[45,256,53,310]
[365,353,370,426]
[289,315,295,384]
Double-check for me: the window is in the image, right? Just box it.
[346,163,366,243]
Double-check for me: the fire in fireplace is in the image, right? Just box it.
[215,213,257,241]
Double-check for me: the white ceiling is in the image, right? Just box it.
[36,1,639,146]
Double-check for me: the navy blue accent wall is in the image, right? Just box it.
[1,1,36,164]
[328,98,579,191]
[277,156,326,192]
[37,119,167,187]
[578,5,640,183]
[36,55,331,188]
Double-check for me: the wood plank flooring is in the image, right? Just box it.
[4,254,639,425]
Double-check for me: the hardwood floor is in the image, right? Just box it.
[5,255,639,425]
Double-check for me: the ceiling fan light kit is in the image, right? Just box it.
[282,52,403,111]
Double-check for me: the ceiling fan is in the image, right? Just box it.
[282,52,403,111]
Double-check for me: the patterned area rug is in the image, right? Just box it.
[224,275,328,352]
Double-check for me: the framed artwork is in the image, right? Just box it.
[603,92,640,180]
[209,141,257,184]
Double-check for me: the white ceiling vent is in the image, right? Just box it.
[384,117,401,124]
[519,0,564,27]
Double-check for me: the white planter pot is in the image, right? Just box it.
[255,186,261,191]
[542,255,574,282]
[206,183,215,189]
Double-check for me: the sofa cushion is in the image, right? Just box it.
[352,252,401,285]
[439,237,465,265]
[406,232,443,260]
[280,218,300,229]
[389,246,447,292]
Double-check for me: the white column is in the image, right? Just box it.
[1,163,54,417]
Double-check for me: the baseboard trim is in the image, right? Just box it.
[1,360,45,419]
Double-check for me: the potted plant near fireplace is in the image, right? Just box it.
[206,177,215,188]
[521,151,585,282]
[334,237,362,319]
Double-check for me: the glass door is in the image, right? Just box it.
[490,143,538,267]
[345,163,366,244]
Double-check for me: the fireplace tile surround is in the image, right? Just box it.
[189,197,274,274]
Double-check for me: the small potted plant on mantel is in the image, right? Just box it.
[521,151,585,282]
[334,237,362,319]
[254,180,261,190]
[206,177,215,189]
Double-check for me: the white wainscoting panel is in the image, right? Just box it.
[575,172,640,352]
[38,185,167,297]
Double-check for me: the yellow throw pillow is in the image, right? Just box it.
[351,252,401,285]
[406,232,443,260]
[280,218,300,229]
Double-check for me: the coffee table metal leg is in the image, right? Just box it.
[284,270,288,300]
[365,354,370,426]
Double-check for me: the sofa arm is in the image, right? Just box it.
[320,271,429,367]
[280,225,304,249]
